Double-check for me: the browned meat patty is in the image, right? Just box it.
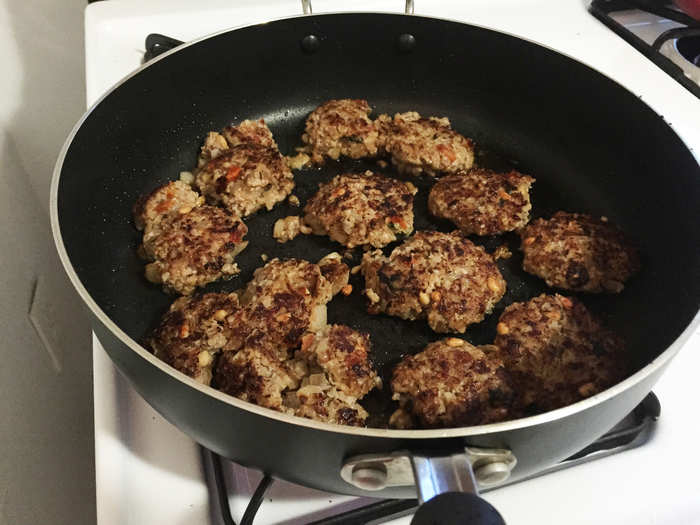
[493,294,627,412]
[285,324,379,427]
[221,119,278,149]
[154,298,376,426]
[197,118,278,167]
[222,258,379,426]
[390,338,514,429]
[217,333,374,426]
[195,143,294,218]
[195,119,293,218]
[214,323,376,427]
[140,203,248,295]
[133,180,202,232]
[520,212,640,293]
[227,258,339,356]
[361,231,506,333]
[376,111,475,176]
[304,172,417,248]
[149,293,240,385]
[145,255,367,427]
[216,344,301,411]
[302,99,380,163]
[428,169,535,235]
[208,258,374,426]
[297,324,381,400]
[291,385,369,427]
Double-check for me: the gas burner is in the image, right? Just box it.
[202,393,659,525]
[590,0,700,97]
[677,34,700,66]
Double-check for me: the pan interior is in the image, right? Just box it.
[57,14,700,427]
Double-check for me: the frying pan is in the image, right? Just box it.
[51,4,700,523]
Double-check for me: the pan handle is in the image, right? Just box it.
[341,447,513,523]
[409,452,506,525]
[301,0,414,15]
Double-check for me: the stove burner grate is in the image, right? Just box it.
[590,0,700,98]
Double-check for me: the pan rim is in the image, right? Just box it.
[51,12,700,439]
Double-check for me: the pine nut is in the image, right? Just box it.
[366,289,380,303]
[276,312,291,322]
[496,322,509,335]
[198,351,212,367]
[487,277,502,293]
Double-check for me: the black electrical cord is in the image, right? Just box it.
[240,475,274,525]
[211,452,237,525]
[308,498,418,525]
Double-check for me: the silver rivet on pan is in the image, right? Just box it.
[397,33,417,53]
[474,461,512,486]
[301,34,321,54]
[351,466,388,491]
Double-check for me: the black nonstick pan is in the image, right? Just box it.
[51,9,700,524]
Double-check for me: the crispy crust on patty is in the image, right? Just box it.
[206,258,376,425]
[227,258,337,356]
[195,119,293,218]
[222,119,278,149]
[140,204,248,295]
[493,293,627,412]
[198,119,278,167]
[133,180,202,232]
[149,293,241,385]
[377,111,475,176]
[428,169,535,235]
[302,99,380,163]
[361,231,506,333]
[292,385,369,426]
[520,212,640,293]
[195,142,294,218]
[390,338,514,429]
[215,344,300,410]
[297,324,381,399]
[214,325,376,427]
[304,172,417,248]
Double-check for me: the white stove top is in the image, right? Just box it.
[87,1,700,524]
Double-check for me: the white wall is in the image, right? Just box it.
[0,1,95,524]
